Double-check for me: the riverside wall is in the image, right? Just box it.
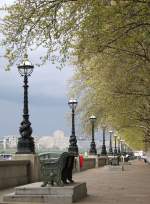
[0,155,108,190]
[0,160,30,190]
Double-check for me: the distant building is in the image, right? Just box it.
[0,136,18,150]
[0,130,111,152]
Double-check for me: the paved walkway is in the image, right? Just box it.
[75,160,150,204]
[0,160,150,204]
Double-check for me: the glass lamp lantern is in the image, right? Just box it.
[18,54,34,76]
[68,98,78,111]
[89,115,96,122]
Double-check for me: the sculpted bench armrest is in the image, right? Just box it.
[39,152,75,187]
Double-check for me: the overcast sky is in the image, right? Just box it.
[0,0,75,137]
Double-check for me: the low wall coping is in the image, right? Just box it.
[0,160,30,167]
[83,158,96,161]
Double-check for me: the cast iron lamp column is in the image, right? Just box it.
[101,126,107,155]
[122,140,126,155]
[126,144,129,154]
[108,130,113,155]
[117,137,121,155]
[124,143,127,155]
[114,135,118,156]
[89,115,97,155]
[17,54,35,154]
[120,139,124,155]
[68,99,78,156]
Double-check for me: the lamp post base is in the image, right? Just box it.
[16,137,35,154]
[89,149,97,155]
[89,142,97,155]
[117,150,121,155]
[113,149,118,156]
[68,146,78,156]
[68,135,78,156]
[101,145,107,156]
[108,147,113,155]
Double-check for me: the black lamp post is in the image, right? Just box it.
[114,135,118,155]
[120,139,124,155]
[89,115,97,155]
[126,144,129,154]
[17,54,35,154]
[68,98,78,156]
[101,126,107,156]
[124,142,127,155]
[117,137,121,155]
[108,130,113,155]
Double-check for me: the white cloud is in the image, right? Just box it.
[37,130,69,150]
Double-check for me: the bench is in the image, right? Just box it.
[39,152,75,187]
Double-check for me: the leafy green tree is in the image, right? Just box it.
[69,0,150,150]
[1,0,88,68]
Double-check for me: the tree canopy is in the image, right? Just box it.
[1,0,150,150]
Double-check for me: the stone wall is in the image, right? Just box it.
[0,160,30,190]
[146,151,150,163]
[97,156,107,167]
[0,155,108,190]
[13,154,41,183]
[78,156,107,171]
[80,158,96,171]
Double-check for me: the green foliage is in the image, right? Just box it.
[118,128,144,150]
[69,0,150,149]
[1,0,88,68]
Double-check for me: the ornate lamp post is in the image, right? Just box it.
[126,144,129,154]
[17,54,35,154]
[101,126,107,155]
[114,135,118,155]
[68,98,78,156]
[117,137,121,155]
[120,139,124,155]
[108,130,113,155]
[124,143,127,154]
[89,115,97,155]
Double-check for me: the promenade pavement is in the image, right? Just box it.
[0,160,150,204]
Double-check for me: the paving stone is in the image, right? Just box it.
[0,160,150,204]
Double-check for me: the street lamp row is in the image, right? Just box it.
[16,55,131,156]
[16,54,80,155]
[88,119,127,156]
